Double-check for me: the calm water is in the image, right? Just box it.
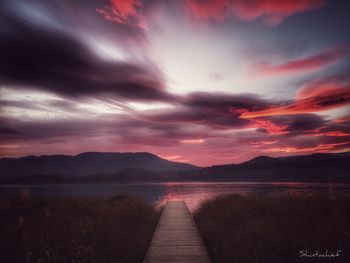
[1,182,350,212]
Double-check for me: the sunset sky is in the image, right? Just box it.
[0,0,350,166]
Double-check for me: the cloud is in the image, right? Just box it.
[318,120,350,137]
[0,126,19,135]
[0,98,80,114]
[246,114,326,135]
[184,92,268,111]
[248,118,288,135]
[249,140,278,146]
[322,131,350,137]
[0,112,210,147]
[240,84,350,118]
[139,92,271,129]
[296,75,350,100]
[0,2,169,102]
[231,0,324,25]
[333,117,350,123]
[263,142,350,153]
[97,0,147,29]
[186,0,324,25]
[1,93,349,164]
[249,46,350,76]
[186,0,230,22]
[259,128,350,154]
[1,1,350,165]
[135,92,330,138]
[1,87,334,152]
[284,114,326,133]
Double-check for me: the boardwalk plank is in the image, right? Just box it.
[143,201,211,263]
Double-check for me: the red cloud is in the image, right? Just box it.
[297,80,342,100]
[186,0,230,21]
[240,83,350,118]
[248,118,288,134]
[249,140,278,146]
[231,0,324,25]
[187,0,324,25]
[334,117,350,123]
[250,46,350,76]
[97,0,147,28]
[322,131,350,137]
[263,142,350,153]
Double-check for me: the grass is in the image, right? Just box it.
[194,194,350,263]
[0,195,159,263]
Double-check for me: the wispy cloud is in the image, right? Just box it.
[97,0,147,29]
[240,83,350,118]
[1,0,350,165]
[249,46,350,76]
[186,0,324,25]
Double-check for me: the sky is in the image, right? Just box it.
[0,0,350,166]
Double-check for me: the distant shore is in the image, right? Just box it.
[1,152,349,184]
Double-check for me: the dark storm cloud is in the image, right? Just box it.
[284,114,326,133]
[137,92,340,135]
[0,1,170,102]
[141,109,249,129]
[0,116,97,141]
[138,92,272,129]
[250,114,327,135]
[240,85,350,118]
[0,98,80,113]
[0,126,20,135]
[318,121,350,137]
[0,114,210,147]
[184,92,269,112]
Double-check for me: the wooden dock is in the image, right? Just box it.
[143,201,211,263]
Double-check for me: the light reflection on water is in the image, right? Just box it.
[1,182,350,212]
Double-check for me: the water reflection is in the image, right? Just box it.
[1,182,350,212]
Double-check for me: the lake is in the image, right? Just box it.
[1,182,350,212]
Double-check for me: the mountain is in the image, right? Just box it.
[201,152,350,182]
[0,152,349,183]
[0,152,198,179]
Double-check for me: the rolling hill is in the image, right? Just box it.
[0,152,349,183]
[201,152,350,182]
[0,152,198,177]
